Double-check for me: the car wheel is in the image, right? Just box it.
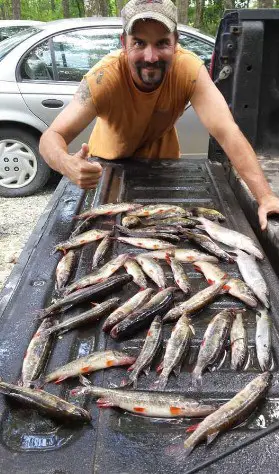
[0,127,51,197]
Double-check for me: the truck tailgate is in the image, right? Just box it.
[1,157,279,474]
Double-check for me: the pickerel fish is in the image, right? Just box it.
[54,229,111,253]
[115,236,176,250]
[195,217,263,260]
[135,255,167,289]
[110,288,175,340]
[184,372,272,455]
[125,315,162,388]
[190,207,226,222]
[38,274,133,319]
[139,217,197,228]
[0,379,91,422]
[92,234,112,268]
[194,260,258,308]
[230,310,248,370]
[75,202,143,220]
[256,308,272,371]
[181,230,234,263]
[21,317,55,387]
[192,309,234,388]
[71,383,217,418]
[114,225,180,243]
[166,255,191,295]
[163,280,227,323]
[235,249,270,308]
[126,204,190,218]
[102,289,153,333]
[64,254,129,294]
[41,298,120,337]
[156,315,194,390]
[124,258,148,289]
[56,250,76,291]
[37,350,136,385]
[140,249,218,263]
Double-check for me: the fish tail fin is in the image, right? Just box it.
[155,373,168,391]
[191,369,202,390]
[79,375,92,387]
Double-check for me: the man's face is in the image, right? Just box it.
[122,20,177,91]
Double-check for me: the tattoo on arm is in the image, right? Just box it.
[75,79,92,104]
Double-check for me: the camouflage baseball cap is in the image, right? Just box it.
[121,0,177,34]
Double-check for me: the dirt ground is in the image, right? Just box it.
[0,179,59,291]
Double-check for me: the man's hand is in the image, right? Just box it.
[63,143,103,189]
[258,194,279,230]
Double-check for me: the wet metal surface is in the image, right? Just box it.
[1,158,279,473]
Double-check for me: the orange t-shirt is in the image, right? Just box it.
[85,46,203,160]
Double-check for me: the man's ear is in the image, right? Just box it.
[120,33,126,49]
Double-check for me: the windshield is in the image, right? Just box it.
[0,27,41,61]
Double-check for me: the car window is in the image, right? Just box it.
[178,33,213,69]
[0,25,32,42]
[0,27,41,62]
[21,39,53,80]
[53,29,121,82]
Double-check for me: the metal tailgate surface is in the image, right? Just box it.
[1,158,279,474]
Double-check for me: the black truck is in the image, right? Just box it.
[1,9,279,474]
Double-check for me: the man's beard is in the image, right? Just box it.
[135,61,168,87]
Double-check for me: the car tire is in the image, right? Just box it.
[0,127,51,197]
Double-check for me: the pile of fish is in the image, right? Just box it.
[0,201,274,456]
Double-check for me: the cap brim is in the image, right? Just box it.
[125,12,175,34]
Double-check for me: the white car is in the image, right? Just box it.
[0,20,44,42]
[0,18,214,197]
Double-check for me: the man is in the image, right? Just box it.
[39,0,279,231]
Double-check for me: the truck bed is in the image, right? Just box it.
[1,157,279,474]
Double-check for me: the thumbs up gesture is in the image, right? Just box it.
[64,143,103,189]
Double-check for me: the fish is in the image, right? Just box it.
[192,309,234,388]
[125,315,162,388]
[126,204,190,218]
[181,230,234,263]
[38,274,133,319]
[184,372,272,455]
[102,289,154,333]
[21,318,55,387]
[156,315,194,390]
[71,383,217,418]
[235,249,269,308]
[163,279,227,323]
[92,234,112,268]
[75,202,143,220]
[135,255,166,289]
[114,225,180,242]
[37,350,136,385]
[0,379,91,422]
[195,217,263,260]
[64,254,129,294]
[124,258,148,289]
[70,216,93,238]
[110,288,175,340]
[190,207,226,222]
[139,217,197,228]
[139,249,218,262]
[256,308,272,371]
[122,216,141,228]
[166,255,191,294]
[115,236,176,250]
[230,310,248,370]
[41,298,120,337]
[194,261,258,308]
[56,250,76,291]
[54,229,111,253]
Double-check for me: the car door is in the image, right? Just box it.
[17,27,122,153]
[176,32,214,156]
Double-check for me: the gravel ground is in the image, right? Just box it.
[0,178,60,291]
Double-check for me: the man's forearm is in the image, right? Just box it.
[39,129,70,175]
[217,124,274,204]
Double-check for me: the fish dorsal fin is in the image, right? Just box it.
[206,430,219,445]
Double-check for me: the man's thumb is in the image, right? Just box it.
[78,143,90,159]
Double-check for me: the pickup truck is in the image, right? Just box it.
[1,9,279,474]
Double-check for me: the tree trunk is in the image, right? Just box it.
[194,0,205,29]
[257,0,273,6]
[51,0,56,12]
[177,0,188,24]
[12,0,21,19]
[224,0,235,9]
[62,0,70,17]
[115,0,125,16]
[76,0,85,16]
[99,0,109,16]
